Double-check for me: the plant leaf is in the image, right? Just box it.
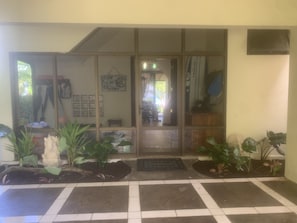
[44,166,62,175]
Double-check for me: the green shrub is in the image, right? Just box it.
[57,122,91,167]
[5,127,37,167]
[198,136,257,173]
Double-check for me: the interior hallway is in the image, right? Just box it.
[0,159,297,223]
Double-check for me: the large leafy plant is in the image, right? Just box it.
[232,137,257,172]
[5,127,37,167]
[257,131,286,160]
[198,137,232,172]
[56,122,91,167]
[198,136,257,173]
[77,136,131,168]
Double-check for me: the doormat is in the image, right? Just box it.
[137,158,186,171]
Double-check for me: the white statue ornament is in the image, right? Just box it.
[42,135,61,167]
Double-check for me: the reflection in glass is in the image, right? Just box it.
[17,60,33,125]
[98,56,134,127]
[57,55,96,127]
[141,58,177,127]
[185,56,224,123]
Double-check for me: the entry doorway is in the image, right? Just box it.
[139,57,180,154]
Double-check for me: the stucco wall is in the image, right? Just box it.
[1,0,297,27]
[286,28,297,183]
[227,28,289,139]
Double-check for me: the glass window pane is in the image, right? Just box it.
[139,29,181,53]
[185,29,226,52]
[141,129,178,153]
[57,55,96,127]
[185,56,225,126]
[98,56,135,127]
[100,130,135,153]
[141,58,178,127]
[73,28,135,53]
[15,54,56,128]
[184,128,224,153]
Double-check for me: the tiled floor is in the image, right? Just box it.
[0,160,297,223]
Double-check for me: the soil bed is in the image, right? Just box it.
[192,159,285,178]
[0,161,131,185]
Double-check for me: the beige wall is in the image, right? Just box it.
[1,0,297,27]
[227,28,289,139]
[286,28,297,183]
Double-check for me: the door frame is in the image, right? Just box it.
[136,56,182,156]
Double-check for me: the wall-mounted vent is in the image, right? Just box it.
[247,29,290,55]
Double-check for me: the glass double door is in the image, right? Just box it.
[139,57,180,154]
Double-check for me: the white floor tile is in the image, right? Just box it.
[255,206,292,214]
[214,215,232,223]
[176,208,211,217]
[209,208,224,216]
[92,212,127,220]
[129,185,139,197]
[163,179,190,184]
[39,214,56,223]
[128,211,141,219]
[139,180,164,185]
[54,214,78,222]
[129,197,141,212]
[141,210,176,218]
[199,194,220,209]
[76,182,103,187]
[223,207,257,215]
[128,219,142,223]
[103,181,129,186]
[223,178,249,182]
[0,215,41,223]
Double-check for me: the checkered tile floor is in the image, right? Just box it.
[0,177,296,223]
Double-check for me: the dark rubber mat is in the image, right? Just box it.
[137,158,186,171]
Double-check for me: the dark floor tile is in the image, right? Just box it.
[124,159,207,181]
[202,182,282,208]
[264,180,297,205]
[142,216,217,223]
[139,184,206,211]
[227,213,297,223]
[0,188,63,217]
[58,186,129,214]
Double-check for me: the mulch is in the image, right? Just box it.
[192,159,285,178]
[0,161,131,185]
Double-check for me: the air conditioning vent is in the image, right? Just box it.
[247,29,290,55]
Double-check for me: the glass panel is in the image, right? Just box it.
[139,29,181,53]
[74,28,135,53]
[57,55,96,127]
[141,129,178,153]
[100,130,135,153]
[185,56,225,126]
[185,29,226,52]
[141,58,177,127]
[17,60,33,126]
[184,128,224,153]
[15,54,56,128]
[98,56,135,127]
